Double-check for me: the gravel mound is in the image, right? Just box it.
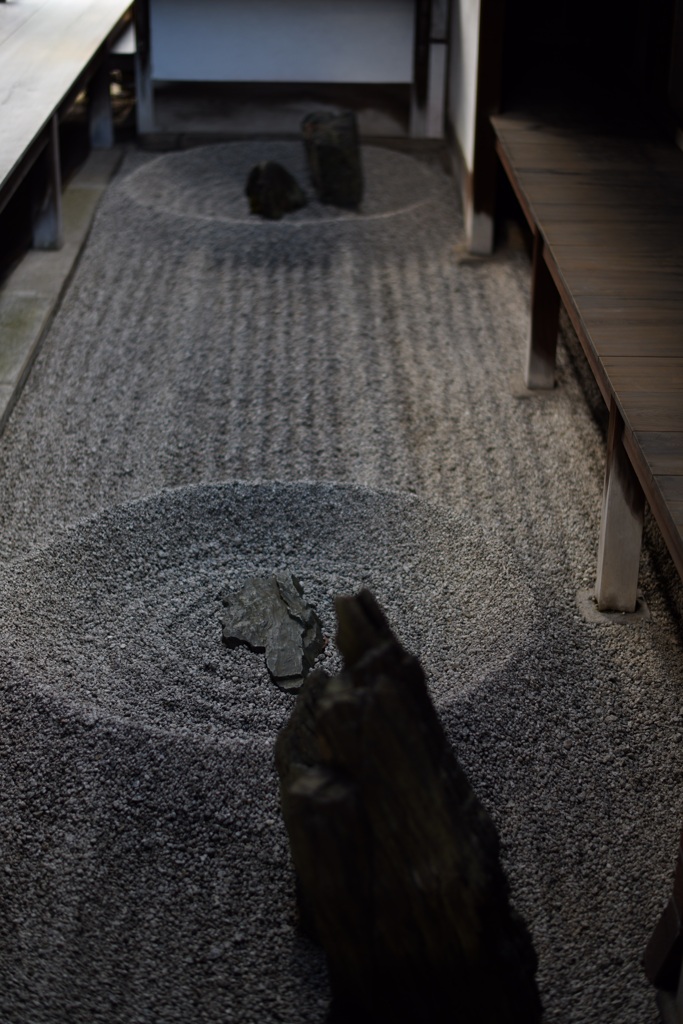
[0,480,533,1023]
[119,141,440,224]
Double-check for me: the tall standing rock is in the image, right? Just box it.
[301,111,364,208]
[275,590,542,1024]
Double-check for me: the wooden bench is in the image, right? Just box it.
[492,112,683,614]
[0,0,134,251]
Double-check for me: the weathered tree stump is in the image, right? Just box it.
[301,111,364,208]
[275,590,541,1024]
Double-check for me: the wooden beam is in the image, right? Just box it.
[595,401,645,613]
[134,0,154,134]
[31,115,63,250]
[469,0,506,253]
[525,233,560,389]
[88,62,114,149]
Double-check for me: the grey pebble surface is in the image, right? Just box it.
[0,140,681,1023]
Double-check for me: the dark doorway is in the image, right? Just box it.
[499,0,678,133]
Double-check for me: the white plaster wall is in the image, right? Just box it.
[446,0,480,170]
[150,0,414,83]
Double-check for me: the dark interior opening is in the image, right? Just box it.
[500,0,678,135]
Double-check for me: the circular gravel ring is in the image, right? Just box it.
[119,142,447,225]
[0,481,535,738]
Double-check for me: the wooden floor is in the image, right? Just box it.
[493,113,683,584]
[0,0,132,199]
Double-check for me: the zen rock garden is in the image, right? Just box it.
[245,110,364,219]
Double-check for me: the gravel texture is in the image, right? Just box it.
[0,141,682,1023]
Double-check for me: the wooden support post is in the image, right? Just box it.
[467,0,505,254]
[426,42,447,138]
[32,115,63,250]
[89,62,114,149]
[524,233,560,389]
[134,0,155,134]
[410,0,431,138]
[410,0,447,139]
[595,400,645,613]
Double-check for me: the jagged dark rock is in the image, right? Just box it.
[221,574,323,692]
[275,590,542,1024]
[301,111,364,208]
[245,161,306,220]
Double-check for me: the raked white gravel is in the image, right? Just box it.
[0,142,681,1023]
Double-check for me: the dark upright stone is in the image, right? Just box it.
[275,590,542,1024]
[245,161,306,220]
[301,111,364,208]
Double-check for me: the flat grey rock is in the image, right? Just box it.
[222,574,324,690]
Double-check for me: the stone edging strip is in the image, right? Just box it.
[0,147,123,434]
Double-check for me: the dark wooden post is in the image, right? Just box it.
[524,233,560,389]
[595,400,645,613]
[32,115,63,250]
[412,0,432,113]
[134,0,154,134]
[89,62,115,149]
[410,0,448,138]
[468,0,506,253]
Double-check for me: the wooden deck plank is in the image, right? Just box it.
[619,395,683,433]
[535,203,681,224]
[557,270,683,299]
[600,359,683,391]
[511,179,682,212]
[636,433,683,476]
[589,337,683,358]
[501,161,681,191]
[0,0,132,187]
[0,0,51,48]
[550,249,683,271]
[658,477,683,502]
[496,147,651,175]
[546,225,683,248]
[500,155,683,189]
[589,323,683,339]
[574,297,683,315]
